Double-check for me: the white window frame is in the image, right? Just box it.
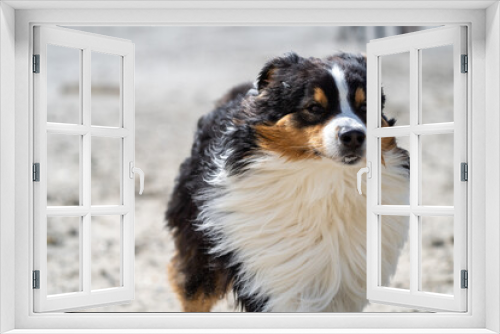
[0,1,499,333]
[33,26,136,312]
[366,26,468,312]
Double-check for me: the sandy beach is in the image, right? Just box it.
[46,26,454,312]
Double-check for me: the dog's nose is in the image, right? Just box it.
[339,128,366,149]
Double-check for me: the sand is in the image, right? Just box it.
[45,26,454,313]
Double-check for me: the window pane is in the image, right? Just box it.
[92,52,121,127]
[380,215,410,290]
[380,136,410,205]
[47,134,80,206]
[91,136,121,205]
[91,215,122,290]
[380,52,410,126]
[421,45,454,124]
[47,216,81,294]
[47,44,81,124]
[420,216,454,294]
[421,133,454,206]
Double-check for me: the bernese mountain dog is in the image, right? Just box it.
[166,52,410,312]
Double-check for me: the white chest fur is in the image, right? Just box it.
[198,152,409,312]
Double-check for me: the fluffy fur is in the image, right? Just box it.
[166,52,409,312]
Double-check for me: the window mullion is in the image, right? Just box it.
[409,47,420,295]
[373,123,454,138]
[47,123,89,136]
[82,48,92,294]
[46,205,129,216]
[45,123,129,138]
[417,47,423,293]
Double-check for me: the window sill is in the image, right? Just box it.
[3,329,498,334]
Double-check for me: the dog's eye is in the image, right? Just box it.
[306,105,324,114]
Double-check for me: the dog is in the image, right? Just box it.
[166,52,410,312]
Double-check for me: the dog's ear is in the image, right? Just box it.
[257,52,301,91]
[380,88,396,126]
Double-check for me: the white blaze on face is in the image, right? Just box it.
[323,64,366,159]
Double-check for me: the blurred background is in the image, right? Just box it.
[45,26,454,312]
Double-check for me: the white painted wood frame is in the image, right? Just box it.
[366,26,467,312]
[33,26,136,312]
[1,2,498,333]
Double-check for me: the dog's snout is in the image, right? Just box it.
[339,128,366,149]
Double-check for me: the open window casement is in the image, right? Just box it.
[33,26,142,312]
[364,26,467,312]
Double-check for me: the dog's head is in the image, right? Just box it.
[253,52,393,166]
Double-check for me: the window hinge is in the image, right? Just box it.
[33,54,40,73]
[33,163,40,182]
[461,54,468,73]
[33,270,40,289]
[461,162,468,181]
[461,270,468,289]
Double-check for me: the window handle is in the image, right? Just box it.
[357,162,371,195]
[129,162,145,195]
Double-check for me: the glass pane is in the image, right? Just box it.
[47,216,80,294]
[380,52,410,126]
[421,45,454,124]
[91,215,122,290]
[91,137,121,205]
[47,44,81,124]
[380,136,410,205]
[47,134,80,206]
[92,52,121,127]
[380,215,410,290]
[420,216,454,294]
[421,133,454,206]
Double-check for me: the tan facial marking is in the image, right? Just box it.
[380,118,396,166]
[354,88,366,108]
[255,114,326,161]
[314,87,328,108]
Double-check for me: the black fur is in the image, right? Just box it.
[166,52,390,311]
